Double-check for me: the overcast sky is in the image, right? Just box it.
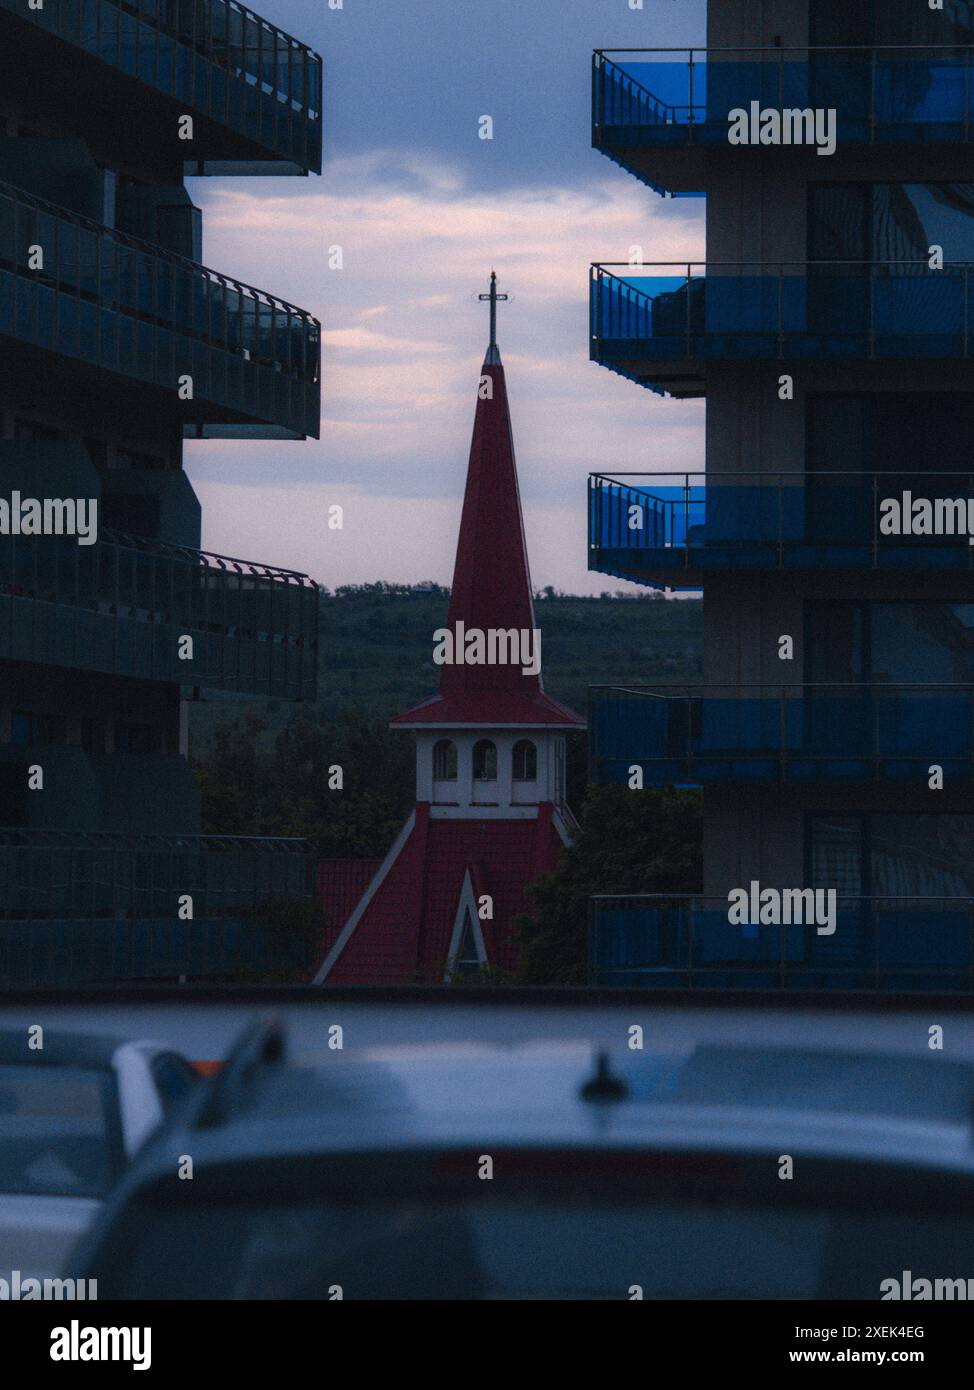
[187,0,707,594]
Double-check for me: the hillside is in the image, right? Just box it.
[190,586,703,754]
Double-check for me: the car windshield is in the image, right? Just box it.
[97,1195,974,1299]
[0,1064,119,1199]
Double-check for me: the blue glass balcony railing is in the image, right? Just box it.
[593,46,974,194]
[591,262,974,396]
[590,894,974,992]
[0,829,316,985]
[0,179,319,438]
[591,684,974,788]
[0,529,318,698]
[0,0,322,174]
[590,471,974,587]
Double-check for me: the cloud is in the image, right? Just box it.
[186,152,705,590]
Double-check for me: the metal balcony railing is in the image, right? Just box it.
[590,683,974,787]
[0,0,322,172]
[0,828,317,984]
[593,45,974,153]
[591,262,974,384]
[0,178,320,437]
[0,827,314,916]
[0,527,318,698]
[590,893,974,992]
[589,471,974,584]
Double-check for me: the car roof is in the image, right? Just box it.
[0,1029,129,1069]
[118,1022,974,1181]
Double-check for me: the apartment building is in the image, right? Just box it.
[588,0,974,989]
[0,0,322,983]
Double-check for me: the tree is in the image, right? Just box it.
[198,711,266,835]
[516,784,702,985]
[196,707,414,859]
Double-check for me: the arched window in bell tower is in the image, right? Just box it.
[433,738,458,780]
[472,738,497,781]
[512,739,538,781]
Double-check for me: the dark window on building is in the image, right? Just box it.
[806,604,865,685]
[10,712,66,746]
[806,393,974,546]
[808,394,974,476]
[808,184,870,263]
[13,418,64,443]
[432,739,458,780]
[512,739,537,781]
[810,184,974,264]
[809,814,974,898]
[113,448,164,471]
[100,167,117,228]
[811,0,974,46]
[472,739,497,781]
[101,494,161,539]
[84,438,110,470]
[9,714,30,747]
[79,719,102,754]
[0,765,29,827]
[115,722,161,755]
[807,603,974,684]
[156,203,202,261]
[808,815,865,899]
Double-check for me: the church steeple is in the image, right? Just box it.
[440,273,539,703]
[314,279,583,987]
[392,272,583,730]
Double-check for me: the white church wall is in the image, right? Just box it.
[413,727,562,816]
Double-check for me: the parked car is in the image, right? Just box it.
[0,1030,198,1280]
[70,1015,974,1299]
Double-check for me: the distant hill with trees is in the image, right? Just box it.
[191,585,703,867]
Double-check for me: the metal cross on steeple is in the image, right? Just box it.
[478,270,509,365]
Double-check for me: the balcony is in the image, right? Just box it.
[590,471,974,588]
[0,179,320,439]
[590,683,974,788]
[593,46,974,196]
[0,0,321,175]
[0,829,316,985]
[590,894,974,993]
[0,529,318,698]
[591,262,974,398]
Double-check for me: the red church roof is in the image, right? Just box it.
[314,804,565,984]
[393,284,583,731]
[316,858,382,957]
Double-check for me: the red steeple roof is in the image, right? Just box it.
[393,274,583,730]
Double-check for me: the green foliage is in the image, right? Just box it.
[190,586,703,755]
[516,785,703,986]
[192,586,704,866]
[227,897,328,983]
[197,707,414,859]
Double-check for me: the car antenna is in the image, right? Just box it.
[580,1051,629,1102]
